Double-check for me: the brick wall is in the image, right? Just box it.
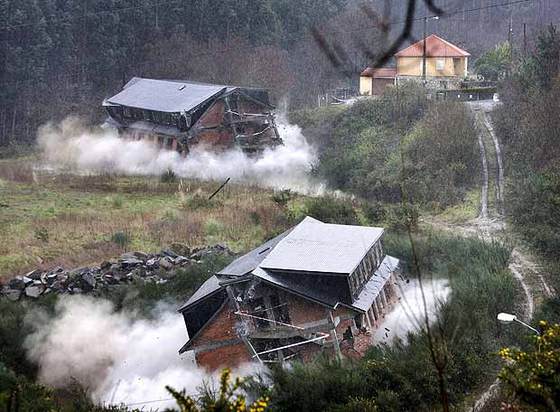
[285,293,329,326]
[198,100,225,127]
[191,303,252,370]
[192,303,238,347]
[196,342,251,371]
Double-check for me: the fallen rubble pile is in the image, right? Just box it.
[1,244,233,301]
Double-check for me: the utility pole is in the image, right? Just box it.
[423,17,427,83]
[423,16,439,85]
[508,15,513,71]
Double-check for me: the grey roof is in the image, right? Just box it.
[178,275,222,311]
[351,255,400,312]
[106,77,227,113]
[260,217,384,274]
[217,229,293,277]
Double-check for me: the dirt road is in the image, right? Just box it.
[424,100,554,411]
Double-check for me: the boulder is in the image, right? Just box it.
[103,274,119,285]
[159,256,174,271]
[81,272,96,290]
[8,277,26,290]
[2,286,21,302]
[50,280,66,292]
[25,284,45,298]
[161,248,179,259]
[25,270,42,280]
[46,273,59,283]
[169,243,191,257]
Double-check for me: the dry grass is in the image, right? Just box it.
[0,161,294,280]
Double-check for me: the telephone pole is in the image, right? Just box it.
[423,16,439,84]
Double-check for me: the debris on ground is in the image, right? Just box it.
[1,244,233,301]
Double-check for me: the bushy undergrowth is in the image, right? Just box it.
[263,234,517,411]
[494,26,560,267]
[300,85,478,210]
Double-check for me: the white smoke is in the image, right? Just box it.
[37,115,325,194]
[24,296,260,410]
[374,278,451,344]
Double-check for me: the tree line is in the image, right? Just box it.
[1,0,560,148]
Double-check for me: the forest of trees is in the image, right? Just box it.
[1,0,560,147]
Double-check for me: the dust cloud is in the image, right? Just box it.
[374,278,451,344]
[24,296,259,410]
[37,115,325,194]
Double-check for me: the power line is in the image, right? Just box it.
[322,0,538,37]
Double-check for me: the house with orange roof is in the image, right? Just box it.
[360,34,470,95]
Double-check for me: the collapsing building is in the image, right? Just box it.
[178,217,401,370]
[103,78,281,154]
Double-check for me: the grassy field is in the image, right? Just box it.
[0,158,293,279]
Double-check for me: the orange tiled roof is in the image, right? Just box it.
[395,34,470,58]
[360,67,397,78]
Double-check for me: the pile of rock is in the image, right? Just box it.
[1,244,233,302]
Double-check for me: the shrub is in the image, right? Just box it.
[0,363,56,412]
[166,368,270,412]
[303,196,359,225]
[401,103,479,207]
[160,168,178,183]
[34,227,49,242]
[271,189,295,207]
[111,195,124,209]
[111,231,130,248]
[498,322,560,411]
[204,218,224,237]
[183,193,216,210]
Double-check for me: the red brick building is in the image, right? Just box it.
[103,78,281,154]
[178,217,401,370]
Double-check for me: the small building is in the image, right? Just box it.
[359,68,397,96]
[360,34,470,95]
[103,78,281,154]
[178,217,401,370]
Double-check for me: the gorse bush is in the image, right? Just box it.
[165,368,270,412]
[499,321,560,411]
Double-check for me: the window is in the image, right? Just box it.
[436,58,445,71]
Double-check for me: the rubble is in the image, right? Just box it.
[1,244,233,301]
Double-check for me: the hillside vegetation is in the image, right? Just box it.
[295,84,480,213]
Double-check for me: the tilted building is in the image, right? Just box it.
[103,78,281,154]
[178,217,401,370]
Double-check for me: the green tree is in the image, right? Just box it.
[475,42,511,81]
